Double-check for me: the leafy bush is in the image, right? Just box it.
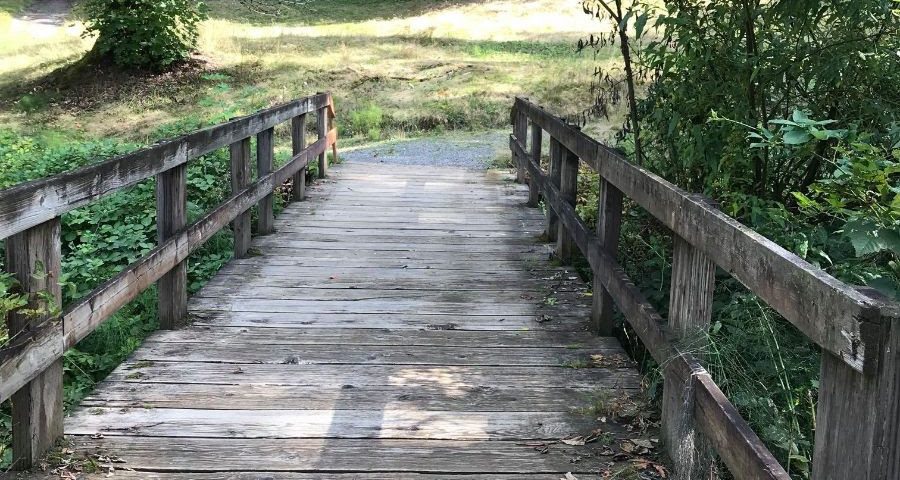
[346,104,384,141]
[80,0,207,68]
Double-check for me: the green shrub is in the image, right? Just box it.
[346,104,384,140]
[80,0,207,68]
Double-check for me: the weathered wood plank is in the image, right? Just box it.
[317,99,328,178]
[131,342,619,366]
[79,382,630,411]
[528,122,542,207]
[66,408,595,440]
[3,219,63,470]
[188,311,591,331]
[0,94,330,240]
[104,362,640,390]
[59,436,617,474]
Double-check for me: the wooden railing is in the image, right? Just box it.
[511,97,900,480]
[0,92,337,470]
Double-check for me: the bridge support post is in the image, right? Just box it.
[556,146,578,264]
[513,109,527,184]
[230,137,252,259]
[546,137,561,243]
[317,93,328,179]
[256,127,276,235]
[157,162,188,329]
[527,121,542,208]
[591,178,623,336]
[663,233,718,480]
[813,287,900,479]
[4,218,64,470]
[291,114,307,201]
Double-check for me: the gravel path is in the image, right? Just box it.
[340,131,509,170]
[17,0,72,25]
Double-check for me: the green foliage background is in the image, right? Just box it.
[579,0,900,477]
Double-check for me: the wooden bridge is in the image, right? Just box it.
[1,93,898,479]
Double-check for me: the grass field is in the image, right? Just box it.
[0,0,621,145]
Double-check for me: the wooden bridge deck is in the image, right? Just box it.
[22,162,648,478]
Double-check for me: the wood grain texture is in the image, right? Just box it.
[591,178,622,336]
[291,114,307,201]
[3,219,63,470]
[230,137,252,258]
[557,144,578,264]
[156,163,188,330]
[316,100,328,178]
[256,127,275,235]
[663,235,717,480]
[14,162,648,478]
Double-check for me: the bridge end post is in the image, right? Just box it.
[4,218,64,470]
[513,108,527,184]
[157,162,188,329]
[813,288,900,479]
[591,178,623,336]
[662,233,718,480]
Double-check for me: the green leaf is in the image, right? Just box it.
[783,129,813,145]
[634,13,649,39]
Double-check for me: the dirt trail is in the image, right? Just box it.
[340,131,509,170]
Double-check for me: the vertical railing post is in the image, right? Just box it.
[316,92,328,179]
[256,127,275,235]
[556,145,578,263]
[527,120,542,208]
[591,178,623,335]
[4,218,63,470]
[813,287,900,479]
[663,221,717,480]
[291,114,307,201]
[514,110,528,184]
[230,137,251,259]
[546,137,561,242]
[156,162,187,330]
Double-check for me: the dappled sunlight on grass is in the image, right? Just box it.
[0,0,621,142]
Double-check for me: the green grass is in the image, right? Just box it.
[0,0,28,14]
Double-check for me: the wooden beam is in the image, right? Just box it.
[156,161,188,330]
[4,218,63,470]
[230,138,252,259]
[514,96,887,373]
[591,178,622,336]
[291,115,308,201]
[0,94,331,241]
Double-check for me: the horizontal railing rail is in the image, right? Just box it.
[0,92,337,470]
[510,96,900,480]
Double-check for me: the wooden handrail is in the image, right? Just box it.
[510,96,900,480]
[0,93,337,469]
